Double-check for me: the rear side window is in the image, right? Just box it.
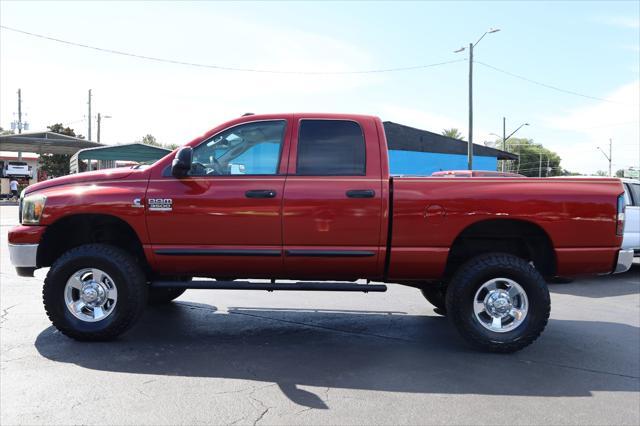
[296,120,365,175]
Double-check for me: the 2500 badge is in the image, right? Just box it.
[148,198,173,211]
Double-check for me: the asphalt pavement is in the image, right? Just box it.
[1,205,639,425]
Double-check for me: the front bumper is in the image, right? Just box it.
[613,249,634,274]
[8,243,38,267]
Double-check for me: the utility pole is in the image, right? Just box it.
[546,156,550,177]
[502,117,506,172]
[87,89,92,141]
[539,152,543,177]
[97,113,101,143]
[608,138,612,177]
[17,89,22,134]
[468,42,473,170]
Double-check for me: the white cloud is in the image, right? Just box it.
[0,13,381,147]
[544,81,640,174]
[601,16,640,29]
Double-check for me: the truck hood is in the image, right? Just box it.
[24,168,140,195]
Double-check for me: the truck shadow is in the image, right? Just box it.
[34,301,640,408]
[549,262,640,298]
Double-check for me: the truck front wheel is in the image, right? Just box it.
[420,286,447,315]
[42,244,148,341]
[446,253,550,353]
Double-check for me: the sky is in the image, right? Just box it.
[1,0,638,175]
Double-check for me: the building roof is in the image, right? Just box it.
[0,131,103,155]
[383,122,518,161]
[72,143,172,162]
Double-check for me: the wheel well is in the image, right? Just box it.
[38,214,148,270]
[445,219,556,278]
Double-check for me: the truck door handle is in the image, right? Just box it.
[346,189,375,198]
[245,189,277,198]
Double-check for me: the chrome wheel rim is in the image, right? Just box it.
[64,268,118,322]
[473,278,528,333]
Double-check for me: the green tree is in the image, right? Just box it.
[0,126,14,135]
[442,128,464,140]
[504,138,566,177]
[615,169,625,178]
[595,170,608,177]
[38,124,84,177]
[138,134,162,147]
[137,134,180,150]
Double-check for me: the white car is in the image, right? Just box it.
[2,161,32,179]
[621,178,640,255]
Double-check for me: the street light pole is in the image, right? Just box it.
[87,89,92,141]
[455,28,500,171]
[596,139,613,177]
[96,113,112,143]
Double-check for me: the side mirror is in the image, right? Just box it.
[172,147,193,177]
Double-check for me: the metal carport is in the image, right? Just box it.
[70,143,172,173]
[0,131,103,156]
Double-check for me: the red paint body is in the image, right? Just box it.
[11,113,625,281]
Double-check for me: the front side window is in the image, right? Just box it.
[296,120,366,176]
[190,120,286,176]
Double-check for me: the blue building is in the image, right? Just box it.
[383,122,517,176]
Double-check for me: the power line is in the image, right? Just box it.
[0,25,464,75]
[476,61,638,105]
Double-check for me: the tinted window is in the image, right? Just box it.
[630,183,640,206]
[624,185,633,206]
[296,120,365,175]
[191,120,286,176]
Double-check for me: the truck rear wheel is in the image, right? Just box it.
[42,244,148,341]
[420,287,447,315]
[446,253,550,353]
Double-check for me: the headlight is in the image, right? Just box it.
[21,194,47,225]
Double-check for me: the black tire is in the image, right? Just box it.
[446,253,550,353]
[148,276,190,305]
[420,287,447,314]
[148,287,187,305]
[43,243,148,341]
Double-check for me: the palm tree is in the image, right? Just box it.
[442,128,464,140]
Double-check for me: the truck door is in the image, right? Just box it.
[282,116,384,279]
[145,118,292,278]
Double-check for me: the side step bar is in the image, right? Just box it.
[151,280,387,293]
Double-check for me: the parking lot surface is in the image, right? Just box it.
[1,205,639,425]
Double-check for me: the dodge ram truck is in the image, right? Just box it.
[8,113,633,352]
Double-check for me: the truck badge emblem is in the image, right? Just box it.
[148,198,173,211]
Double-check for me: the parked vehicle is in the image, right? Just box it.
[2,161,32,179]
[621,178,640,255]
[431,170,525,177]
[8,113,632,352]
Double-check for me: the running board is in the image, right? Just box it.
[151,280,387,293]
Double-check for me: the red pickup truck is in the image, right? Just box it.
[8,113,632,352]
